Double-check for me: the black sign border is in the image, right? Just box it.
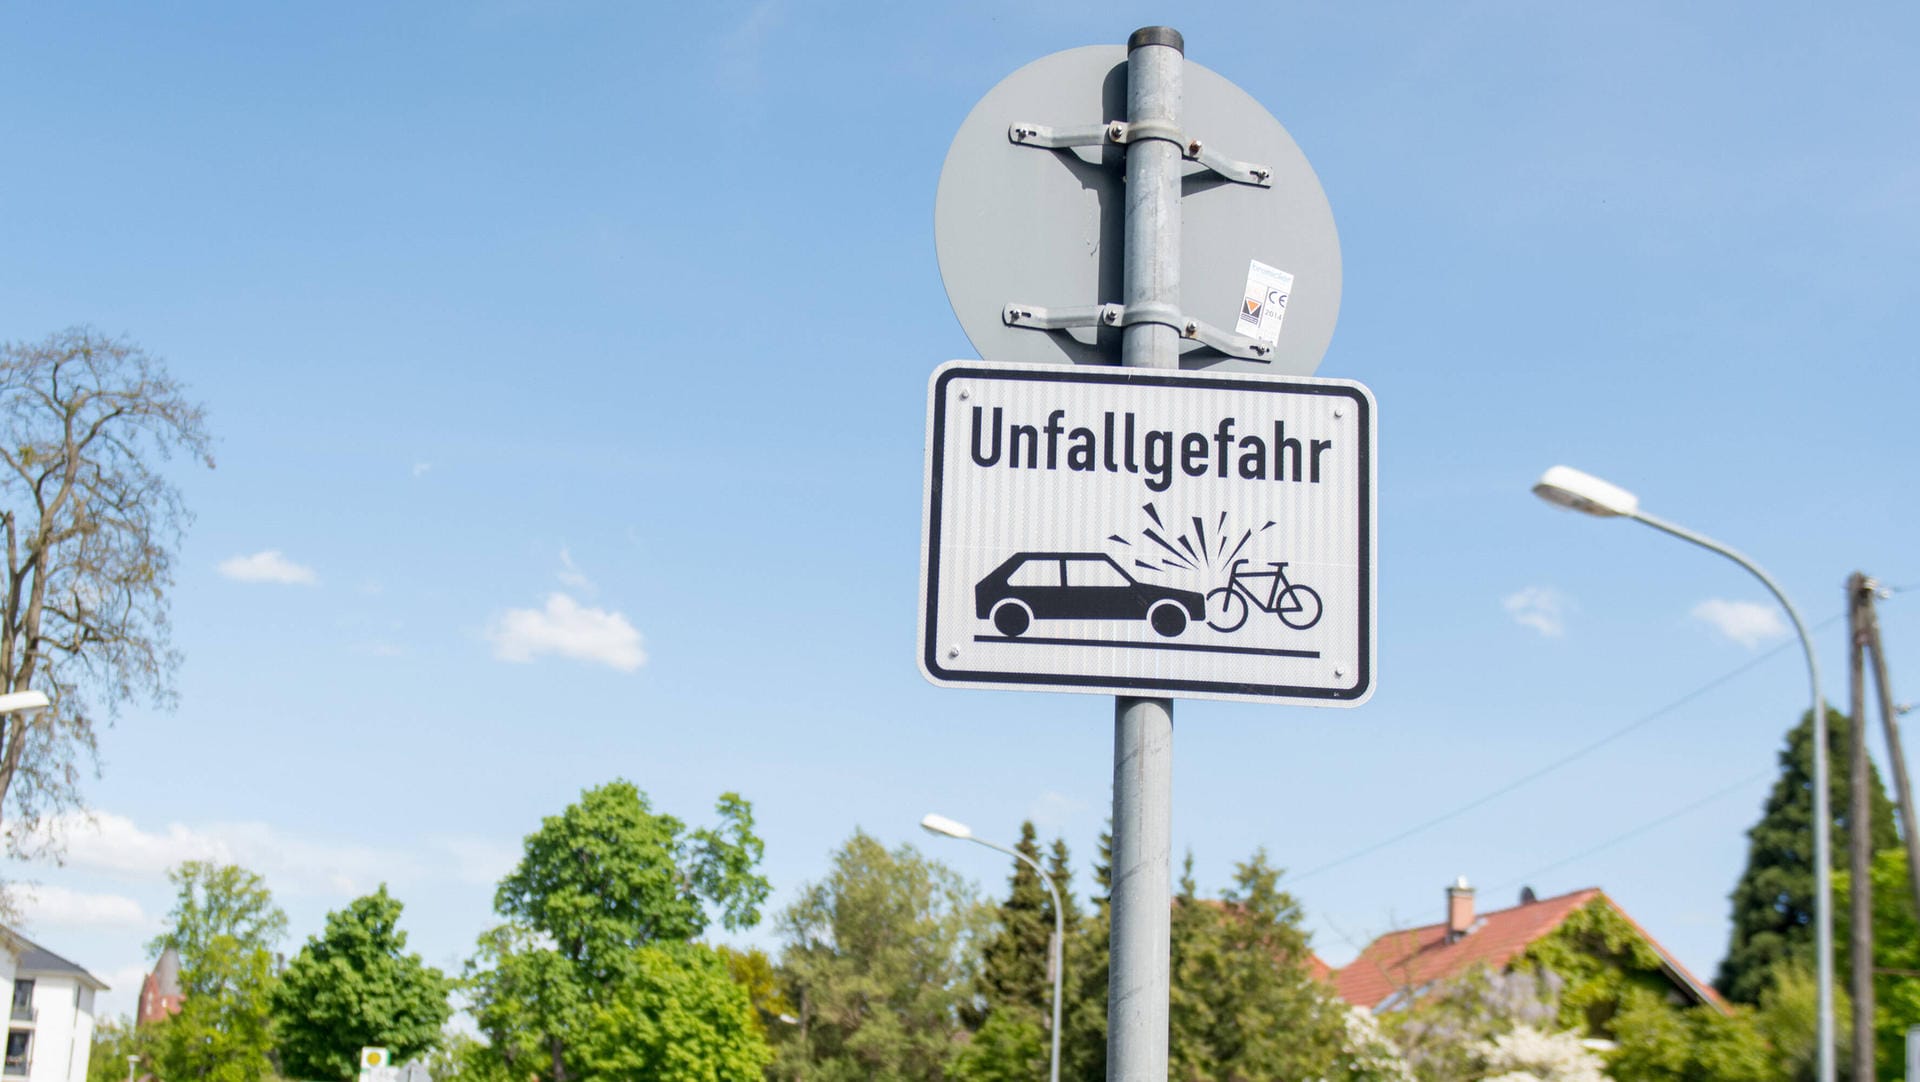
[922,364,1373,703]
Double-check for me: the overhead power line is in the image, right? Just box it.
[1488,769,1771,896]
[1290,609,1855,885]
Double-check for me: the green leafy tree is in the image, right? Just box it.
[1718,708,1898,1005]
[1166,849,1354,1081]
[467,780,771,1082]
[146,861,287,1082]
[86,1016,155,1082]
[949,1012,1045,1082]
[270,885,453,1080]
[1751,959,1852,1082]
[717,944,793,1038]
[1606,989,1774,1082]
[0,329,212,849]
[424,1031,515,1082]
[577,943,771,1082]
[1836,846,1920,1080]
[773,829,987,1081]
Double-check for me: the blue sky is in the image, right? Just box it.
[4,1,1918,1018]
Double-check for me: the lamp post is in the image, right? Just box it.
[922,813,1063,1082]
[1531,465,1832,1082]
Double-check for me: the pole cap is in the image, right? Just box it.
[1127,26,1184,54]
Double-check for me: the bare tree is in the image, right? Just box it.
[0,328,211,846]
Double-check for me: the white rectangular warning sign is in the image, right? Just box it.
[918,362,1375,705]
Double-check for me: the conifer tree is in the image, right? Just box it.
[980,821,1052,1020]
[1061,825,1112,1082]
[1047,837,1083,936]
[1167,849,1352,1081]
[960,829,1087,1082]
[1717,707,1899,1005]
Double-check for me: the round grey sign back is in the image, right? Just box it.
[935,46,1340,376]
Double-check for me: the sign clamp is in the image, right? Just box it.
[1007,121,1273,187]
[1001,301,1274,362]
[1003,119,1277,364]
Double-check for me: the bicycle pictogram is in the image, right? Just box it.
[1205,558,1322,633]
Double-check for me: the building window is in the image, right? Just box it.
[5,982,28,1022]
[2,1029,27,1075]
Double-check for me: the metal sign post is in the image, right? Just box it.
[927,27,1361,1080]
[1109,29,1182,1079]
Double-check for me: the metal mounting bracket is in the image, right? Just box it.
[1001,302,1273,361]
[1008,121,1273,187]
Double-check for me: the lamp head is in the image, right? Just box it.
[0,690,50,716]
[1532,465,1640,519]
[919,813,972,840]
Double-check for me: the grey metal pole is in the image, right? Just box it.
[1633,510,1831,1082]
[1109,24,1183,1082]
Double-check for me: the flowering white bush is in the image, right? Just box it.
[1477,1025,1610,1082]
[1332,1008,1415,1082]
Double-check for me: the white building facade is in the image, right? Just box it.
[0,931,104,1082]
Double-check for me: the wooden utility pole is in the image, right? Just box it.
[1860,577,1920,918]
[1848,572,1874,1081]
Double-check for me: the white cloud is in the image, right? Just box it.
[17,884,151,931]
[217,550,317,585]
[1692,599,1788,649]
[487,593,646,671]
[556,547,592,592]
[99,963,149,1001]
[20,810,401,898]
[412,461,432,478]
[434,835,522,886]
[20,810,232,875]
[1504,586,1570,637]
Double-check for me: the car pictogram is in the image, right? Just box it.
[975,552,1206,638]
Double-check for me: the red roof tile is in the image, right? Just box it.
[1330,888,1724,1015]
[1333,888,1599,1011]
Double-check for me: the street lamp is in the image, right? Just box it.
[921,813,1064,1082]
[0,691,49,716]
[1532,465,1832,1082]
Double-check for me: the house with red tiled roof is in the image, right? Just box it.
[1331,878,1725,1017]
